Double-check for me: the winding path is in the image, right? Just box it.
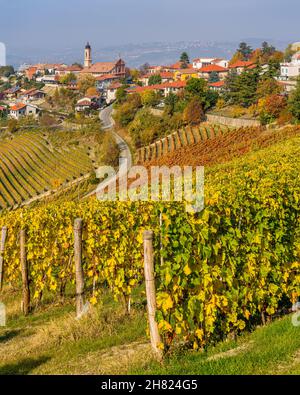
[84,104,133,199]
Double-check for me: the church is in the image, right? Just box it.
[80,42,126,79]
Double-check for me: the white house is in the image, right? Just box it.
[106,82,122,104]
[280,52,300,80]
[193,57,229,70]
[9,103,40,119]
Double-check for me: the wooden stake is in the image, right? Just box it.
[143,230,163,359]
[20,229,30,315]
[0,226,7,291]
[74,218,84,318]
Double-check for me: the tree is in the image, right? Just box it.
[261,41,276,57]
[238,42,253,60]
[284,44,296,62]
[230,42,253,64]
[208,71,220,83]
[224,68,260,107]
[185,78,207,98]
[128,108,163,147]
[0,66,14,77]
[180,52,190,68]
[256,77,283,98]
[148,74,162,86]
[115,86,128,104]
[7,118,18,133]
[141,90,161,107]
[164,92,179,116]
[86,87,98,97]
[59,72,77,85]
[289,78,300,121]
[100,131,120,167]
[258,94,287,124]
[183,97,204,125]
[78,74,96,94]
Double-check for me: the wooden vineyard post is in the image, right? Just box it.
[74,218,84,318]
[143,230,163,360]
[20,229,30,315]
[0,226,7,291]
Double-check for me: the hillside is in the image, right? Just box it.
[0,129,102,210]
[142,124,300,169]
[0,132,299,375]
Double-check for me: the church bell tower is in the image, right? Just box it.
[84,42,92,68]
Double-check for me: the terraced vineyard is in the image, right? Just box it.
[0,132,94,210]
[140,124,300,169]
[136,123,231,163]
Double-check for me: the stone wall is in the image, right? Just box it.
[206,114,260,128]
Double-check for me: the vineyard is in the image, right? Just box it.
[136,123,231,163]
[138,124,300,169]
[0,131,98,210]
[0,134,299,351]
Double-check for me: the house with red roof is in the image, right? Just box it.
[140,71,174,86]
[9,103,41,120]
[229,60,255,75]
[208,80,225,92]
[106,82,123,103]
[128,81,186,97]
[198,64,229,80]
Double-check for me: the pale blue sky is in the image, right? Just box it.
[0,0,299,50]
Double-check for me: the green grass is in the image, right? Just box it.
[130,315,300,375]
[1,284,299,375]
[0,287,149,375]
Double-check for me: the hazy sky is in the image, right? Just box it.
[0,0,299,50]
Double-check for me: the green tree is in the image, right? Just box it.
[0,66,14,77]
[289,78,300,121]
[141,90,161,107]
[284,44,296,62]
[237,42,253,60]
[148,74,162,86]
[261,41,276,57]
[115,86,128,104]
[164,92,179,115]
[224,68,260,107]
[180,52,190,68]
[208,71,220,83]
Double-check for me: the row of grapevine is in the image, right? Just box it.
[136,123,231,163]
[144,125,300,170]
[0,136,299,350]
[0,132,93,210]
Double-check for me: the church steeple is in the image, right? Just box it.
[84,42,92,68]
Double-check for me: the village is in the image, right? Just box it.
[0,41,300,124]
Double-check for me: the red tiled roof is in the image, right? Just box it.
[177,69,198,74]
[108,82,122,90]
[81,60,124,74]
[10,103,26,111]
[199,64,228,73]
[129,80,186,93]
[95,74,120,81]
[22,88,38,96]
[229,60,254,69]
[168,62,193,70]
[0,106,5,111]
[209,81,225,87]
[76,100,91,106]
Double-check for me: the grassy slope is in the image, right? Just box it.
[0,286,299,375]
[0,134,300,375]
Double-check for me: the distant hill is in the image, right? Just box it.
[7,38,290,69]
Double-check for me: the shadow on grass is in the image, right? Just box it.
[0,356,50,375]
[0,330,22,344]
